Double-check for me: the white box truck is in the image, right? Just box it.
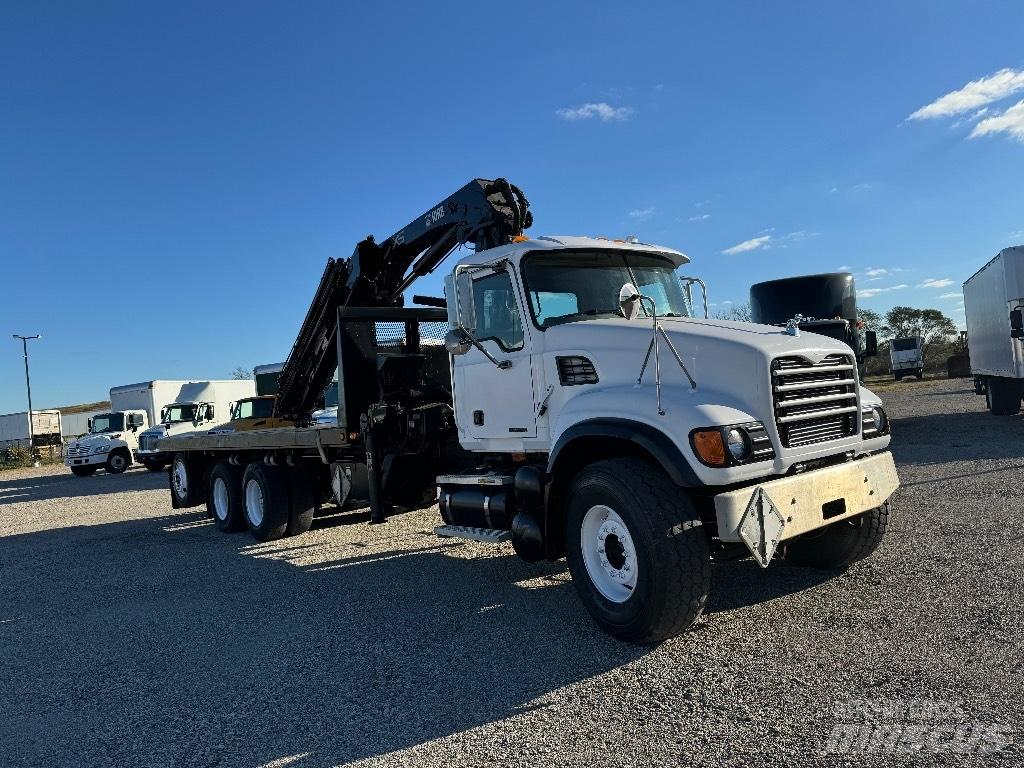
[134,380,255,471]
[0,410,63,450]
[64,380,254,476]
[889,336,924,381]
[964,246,1024,414]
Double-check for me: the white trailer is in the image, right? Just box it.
[963,246,1024,414]
[0,410,63,449]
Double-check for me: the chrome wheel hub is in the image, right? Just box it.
[580,505,638,603]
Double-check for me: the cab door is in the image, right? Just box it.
[454,268,537,440]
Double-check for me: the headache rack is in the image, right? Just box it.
[771,354,859,447]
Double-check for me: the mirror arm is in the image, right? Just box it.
[461,328,512,369]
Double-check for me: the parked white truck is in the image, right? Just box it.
[160,179,899,642]
[65,380,254,476]
[890,336,924,381]
[0,410,63,450]
[134,380,255,471]
[964,246,1024,414]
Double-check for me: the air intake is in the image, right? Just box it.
[557,356,599,386]
[771,354,858,447]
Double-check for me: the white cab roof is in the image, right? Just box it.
[455,235,690,268]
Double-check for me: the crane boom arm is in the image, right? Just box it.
[274,178,531,423]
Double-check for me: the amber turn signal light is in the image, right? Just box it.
[691,429,727,467]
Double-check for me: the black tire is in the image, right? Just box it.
[142,461,167,473]
[785,502,889,570]
[105,449,130,474]
[915,370,923,380]
[285,467,316,537]
[70,465,97,477]
[565,458,711,643]
[170,452,206,508]
[241,463,290,542]
[987,376,1021,415]
[207,462,246,532]
[974,376,986,395]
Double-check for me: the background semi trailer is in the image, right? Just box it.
[750,272,878,379]
[890,337,925,381]
[162,178,899,642]
[0,409,63,450]
[964,246,1024,414]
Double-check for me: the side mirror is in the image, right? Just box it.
[1011,308,1024,339]
[864,330,878,356]
[160,407,167,422]
[444,328,473,356]
[87,418,93,430]
[205,404,215,420]
[454,271,476,333]
[619,283,641,320]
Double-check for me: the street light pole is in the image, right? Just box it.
[13,334,41,462]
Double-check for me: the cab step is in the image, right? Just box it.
[434,525,511,544]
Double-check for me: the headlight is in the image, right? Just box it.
[725,428,752,462]
[690,422,773,467]
[862,405,889,437]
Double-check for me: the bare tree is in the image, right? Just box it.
[713,302,753,322]
[230,367,252,380]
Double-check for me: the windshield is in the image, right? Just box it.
[163,404,198,424]
[90,413,125,434]
[521,251,690,328]
[892,338,920,352]
[233,398,275,420]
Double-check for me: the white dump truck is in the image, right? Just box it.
[161,178,899,642]
[964,246,1024,414]
[134,380,255,471]
[889,336,924,381]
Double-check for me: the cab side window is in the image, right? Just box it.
[472,271,524,351]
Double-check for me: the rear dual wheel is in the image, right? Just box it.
[986,377,1021,415]
[241,463,317,542]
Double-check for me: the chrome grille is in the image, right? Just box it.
[772,354,858,447]
[138,433,161,452]
[67,445,91,457]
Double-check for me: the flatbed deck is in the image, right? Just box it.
[160,425,350,453]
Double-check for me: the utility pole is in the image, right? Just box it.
[13,334,41,464]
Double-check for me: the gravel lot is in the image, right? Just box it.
[1,377,1021,767]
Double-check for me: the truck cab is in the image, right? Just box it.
[65,410,148,476]
[209,395,294,434]
[890,336,925,380]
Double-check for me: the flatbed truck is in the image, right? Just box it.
[162,178,899,642]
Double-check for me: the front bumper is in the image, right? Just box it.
[713,451,899,562]
[134,449,168,463]
[65,453,107,468]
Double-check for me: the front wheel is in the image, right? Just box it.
[785,503,889,569]
[105,450,130,474]
[70,465,97,477]
[565,458,711,643]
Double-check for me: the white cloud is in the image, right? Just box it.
[721,300,733,305]
[866,268,888,277]
[857,284,909,299]
[688,213,711,222]
[556,102,633,122]
[970,99,1024,143]
[919,278,954,289]
[850,182,873,193]
[939,292,962,299]
[909,68,1024,120]
[628,206,655,220]
[837,265,851,270]
[722,235,772,255]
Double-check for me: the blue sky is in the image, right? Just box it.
[2,1,1023,412]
